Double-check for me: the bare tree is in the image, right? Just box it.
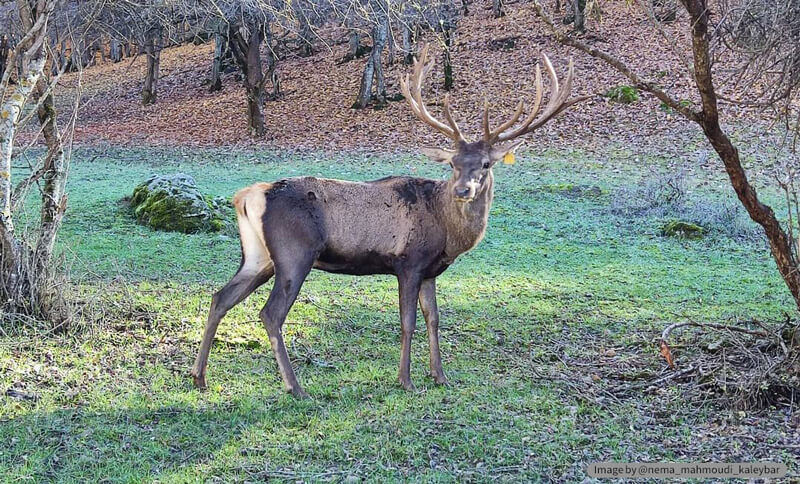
[438,2,456,90]
[208,18,229,92]
[92,0,189,105]
[141,24,162,105]
[400,4,417,65]
[534,0,800,310]
[493,0,504,18]
[212,2,282,137]
[1,0,75,326]
[353,6,389,108]
[292,0,314,56]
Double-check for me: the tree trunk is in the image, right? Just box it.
[348,29,360,58]
[573,0,587,33]
[353,54,375,109]
[110,38,122,62]
[402,21,415,65]
[31,74,68,323]
[373,19,388,104]
[229,20,266,137]
[1,0,66,324]
[0,58,44,306]
[493,0,505,18]
[246,84,265,137]
[142,29,161,105]
[209,31,226,92]
[294,0,313,57]
[0,36,8,79]
[387,24,395,66]
[264,27,280,100]
[353,19,388,109]
[443,24,454,91]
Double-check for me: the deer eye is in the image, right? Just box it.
[482,161,491,169]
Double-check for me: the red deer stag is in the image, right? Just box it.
[191,44,587,397]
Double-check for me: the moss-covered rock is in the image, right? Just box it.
[660,219,705,239]
[130,174,229,233]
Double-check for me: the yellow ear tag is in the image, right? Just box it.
[503,152,516,165]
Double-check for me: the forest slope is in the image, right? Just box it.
[63,2,707,156]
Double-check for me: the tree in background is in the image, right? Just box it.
[209,1,281,137]
[534,0,800,398]
[0,0,75,327]
[560,0,587,33]
[93,0,195,105]
[350,0,462,108]
[493,0,504,18]
[352,0,389,108]
[141,23,162,105]
[207,17,233,92]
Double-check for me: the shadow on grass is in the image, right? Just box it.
[0,373,582,481]
[1,398,272,481]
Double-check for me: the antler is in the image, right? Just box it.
[483,54,589,144]
[400,43,467,144]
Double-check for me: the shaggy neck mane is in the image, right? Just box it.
[438,171,494,262]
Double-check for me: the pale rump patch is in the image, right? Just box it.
[233,183,273,273]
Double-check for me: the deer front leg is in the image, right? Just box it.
[418,278,448,385]
[397,273,422,391]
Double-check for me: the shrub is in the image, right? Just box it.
[605,85,640,103]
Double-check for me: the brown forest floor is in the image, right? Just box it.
[57,2,715,156]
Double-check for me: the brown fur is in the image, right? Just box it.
[190,140,514,396]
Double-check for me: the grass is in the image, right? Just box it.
[1,146,797,482]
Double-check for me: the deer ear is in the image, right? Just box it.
[489,140,525,164]
[420,147,456,163]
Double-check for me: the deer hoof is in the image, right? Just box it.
[399,379,417,392]
[289,387,310,399]
[191,371,207,390]
[432,374,449,386]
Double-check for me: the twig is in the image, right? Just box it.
[646,365,697,387]
[662,321,770,341]
[659,321,771,369]
[531,0,701,122]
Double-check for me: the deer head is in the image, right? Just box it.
[400,43,588,202]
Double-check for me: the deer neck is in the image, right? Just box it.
[440,171,494,263]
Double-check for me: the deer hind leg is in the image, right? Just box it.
[259,255,314,398]
[419,278,448,385]
[191,262,273,389]
[192,196,274,390]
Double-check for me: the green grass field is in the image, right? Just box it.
[1,147,796,482]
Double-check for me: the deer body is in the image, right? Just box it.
[191,44,585,397]
[265,174,491,275]
[192,166,492,395]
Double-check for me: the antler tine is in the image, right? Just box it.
[486,64,543,144]
[484,100,524,143]
[482,99,491,141]
[521,59,592,134]
[494,55,588,144]
[399,43,467,144]
[442,94,463,142]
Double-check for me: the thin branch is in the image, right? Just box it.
[532,0,702,123]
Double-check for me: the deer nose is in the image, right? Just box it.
[454,187,471,198]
